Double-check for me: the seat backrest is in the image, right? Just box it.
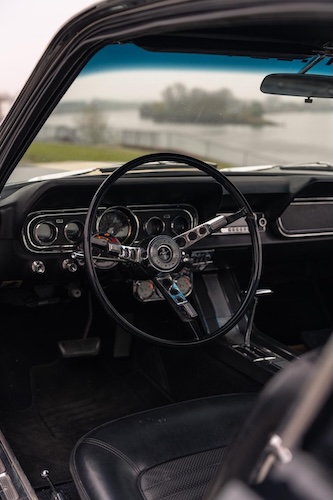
[205,347,331,499]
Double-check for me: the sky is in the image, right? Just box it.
[0,0,302,109]
[0,0,267,106]
[65,69,267,102]
[0,0,98,97]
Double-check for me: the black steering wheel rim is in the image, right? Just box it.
[83,152,262,346]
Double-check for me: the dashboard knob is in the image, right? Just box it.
[62,259,78,273]
[68,284,82,298]
[31,260,45,274]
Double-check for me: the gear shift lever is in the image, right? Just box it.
[243,288,273,348]
[232,288,286,365]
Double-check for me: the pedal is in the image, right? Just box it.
[58,338,100,358]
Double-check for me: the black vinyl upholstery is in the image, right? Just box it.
[70,393,257,500]
[70,350,327,500]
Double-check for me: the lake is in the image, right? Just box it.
[43,109,333,167]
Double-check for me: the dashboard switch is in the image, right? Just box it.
[62,259,78,273]
[31,260,46,274]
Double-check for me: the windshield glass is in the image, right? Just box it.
[9,44,333,184]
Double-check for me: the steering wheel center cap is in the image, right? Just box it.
[147,236,181,271]
[157,245,172,263]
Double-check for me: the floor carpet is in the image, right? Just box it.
[0,356,172,489]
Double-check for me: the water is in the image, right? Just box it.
[43,109,333,167]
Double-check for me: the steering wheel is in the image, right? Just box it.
[83,152,262,346]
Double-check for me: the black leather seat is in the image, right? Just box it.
[70,351,321,500]
[70,393,256,499]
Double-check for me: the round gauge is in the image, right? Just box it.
[144,217,164,236]
[97,208,131,243]
[136,280,155,301]
[176,275,192,296]
[64,221,83,243]
[33,221,57,245]
[171,215,190,235]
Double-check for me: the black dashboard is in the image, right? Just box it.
[1,168,333,285]
[0,165,333,347]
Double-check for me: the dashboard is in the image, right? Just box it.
[1,163,333,348]
[1,167,333,293]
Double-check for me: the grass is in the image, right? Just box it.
[22,141,232,169]
[23,142,154,163]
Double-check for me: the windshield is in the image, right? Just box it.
[8,44,333,184]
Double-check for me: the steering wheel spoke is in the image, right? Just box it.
[174,208,248,250]
[152,274,214,342]
[153,275,198,322]
[91,236,147,264]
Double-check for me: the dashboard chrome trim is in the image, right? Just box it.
[23,209,89,253]
[23,204,198,254]
[277,198,333,238]
[212,212,266,236]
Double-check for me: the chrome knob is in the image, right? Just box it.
[31,260,45,274]
[62,259,78,272]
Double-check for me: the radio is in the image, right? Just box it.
[212,212,266,235]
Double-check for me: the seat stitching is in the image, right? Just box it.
[141,458,224,492]
[84,437,140,474]
[140,446,226,491]
[142,466,219,500]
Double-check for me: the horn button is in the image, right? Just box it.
[147,236,182,272]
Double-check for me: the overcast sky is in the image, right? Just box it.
[0,0,267,105]
[0,1,97,96]
[0,1,300,108]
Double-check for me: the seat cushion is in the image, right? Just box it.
[70,393,257,500]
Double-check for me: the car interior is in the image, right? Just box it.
[0,1,333,499]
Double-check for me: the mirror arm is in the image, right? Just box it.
[298,54,325,74]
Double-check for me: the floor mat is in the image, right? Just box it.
[0,356,171,489]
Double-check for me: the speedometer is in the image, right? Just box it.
[97,207,137,243]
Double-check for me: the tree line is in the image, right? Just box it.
[140,83,270,126]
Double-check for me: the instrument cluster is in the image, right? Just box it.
[23,204,198,253]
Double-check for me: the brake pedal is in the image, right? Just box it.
[58,338,100,358]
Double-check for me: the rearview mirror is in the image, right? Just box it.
[260,73,333,98]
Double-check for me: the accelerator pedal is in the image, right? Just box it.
[58,337,100,358]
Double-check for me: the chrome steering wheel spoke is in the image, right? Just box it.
[174,208,247,250]
[105,242,146,264]
[90,236,147,264]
